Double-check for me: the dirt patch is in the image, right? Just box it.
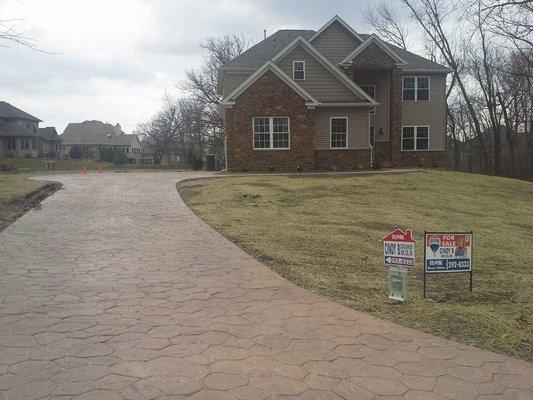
[0,182,62,232]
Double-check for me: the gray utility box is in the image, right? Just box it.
[388,266,408,301]
[206,154,216,171]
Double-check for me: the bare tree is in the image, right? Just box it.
[179,34,250,130]
[178,34,251,163]
[136,94,185,164]
[399,0,492,173]
[0,18,44,50]
[363,2,410,50]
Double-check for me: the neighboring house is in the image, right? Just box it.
[218,16,452,172]
[0,101,61,158]
[61,121,147,164]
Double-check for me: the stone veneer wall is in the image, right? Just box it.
[315,149,371,171]
[225,64,449,172]
[389,69,403,164]
[225,71,315,172]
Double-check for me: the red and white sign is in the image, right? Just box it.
[381,228,416,268]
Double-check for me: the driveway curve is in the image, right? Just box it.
[0,172,531,400]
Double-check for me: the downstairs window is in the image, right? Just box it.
[330,117,348,149]
[402,126,429,151]
[253,117,290,149]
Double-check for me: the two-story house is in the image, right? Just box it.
[218,16,452,172]
[0,101,61,158]
[61,121,145,164]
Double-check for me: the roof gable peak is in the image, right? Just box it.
[340,34,407,66]
[309,15,363,43]
[270,36,377,104]
[221,61,319,106]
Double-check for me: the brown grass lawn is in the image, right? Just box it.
[179,170,533,360]
[0,174,60,231]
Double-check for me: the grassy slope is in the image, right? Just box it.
[0,158,113,171]
[0,174,52,230]
[179,170,533,360]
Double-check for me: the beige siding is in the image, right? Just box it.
[311,20,361,64]
[402,73,447,150]
[277,46,364,103]
[353,70,390,142]
[314,107,370,150]
[222,72,252,98]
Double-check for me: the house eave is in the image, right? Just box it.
[402,68,452,74]
[316,102,380,107]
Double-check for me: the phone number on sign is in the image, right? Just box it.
[446,260,470,270]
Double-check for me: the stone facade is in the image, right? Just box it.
[225,71,315,172]
[315,149,371,171]
[393,150,454,168]
[351,43,397,69]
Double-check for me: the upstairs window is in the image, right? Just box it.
[403,77,430,101]
[330,117,348,149]
[360,85,376,115]
[253,117,290,149]
[402,126,429,151]
[293,61,305,80]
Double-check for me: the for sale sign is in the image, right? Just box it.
[381,228,416,268]
[424,232,473,273]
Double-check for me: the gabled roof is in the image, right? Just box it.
[309,15,363,43]
[271,36,378,104]
[220,22,450,73]
[340,34,406,66]
[0,101,42,122]
[221,61,320,106]
[221,30,315,70]
[61,121,123,146]
[113,134,138,146]
[38,127,60,141]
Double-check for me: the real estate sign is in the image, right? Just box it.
[423,231,474,298]
[381,228,416,302]
[424,232,472,273]
[382,228,416,268]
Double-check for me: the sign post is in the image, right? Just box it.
[381,228,416,301]
[423,231,473,298]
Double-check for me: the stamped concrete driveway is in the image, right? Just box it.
[0,172,531,400]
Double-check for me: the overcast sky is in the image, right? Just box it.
[1,0,407,134]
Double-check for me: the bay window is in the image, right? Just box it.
[253,117,290,149]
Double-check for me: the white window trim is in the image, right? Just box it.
[402,76,430,102]
[330,117,349,150]
[292,60,305,80]
[401,125,430,151]
[252,116,291,150]
[369,125,375,148]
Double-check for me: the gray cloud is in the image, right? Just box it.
[0,0,396,134]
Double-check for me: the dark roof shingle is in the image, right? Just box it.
[222,30,449,72]
[222,30,315,70]
[0,101,42,122]
[38,127,60,141]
